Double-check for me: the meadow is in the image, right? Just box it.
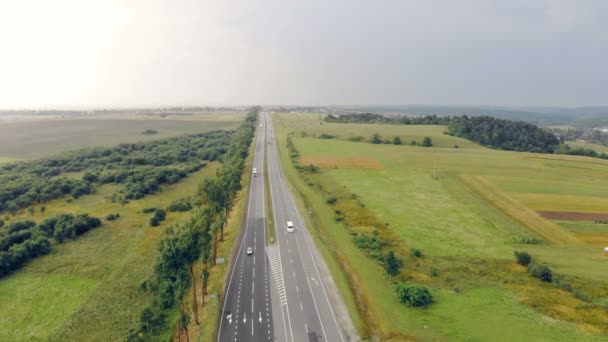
[272,113,608,341]
[0,112,247,341]
[0,112,243,160]
[0,163,219,341]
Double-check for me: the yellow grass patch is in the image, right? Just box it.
[459,174,580,246]
[300,156,384,170]
[512,193,608,213]
[573,232,608,249]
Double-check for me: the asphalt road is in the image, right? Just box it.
[264,112,354,342]
[218,112,356,342]
[217,116,273,342]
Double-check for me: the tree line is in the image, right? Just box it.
[325,113,560,153]
[0,213,101,277]
[128,107,258,341]
[0,130,233,214]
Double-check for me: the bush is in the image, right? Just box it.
[393,136,402,145]
[326,196,338,205]
[410,248,423,258]
[318,134,336,139]
[150,216,160,227]
[142,207,157,214]
[514,251,532,266]
[395,282,433,307]
[383,251,403,277]
[422,136,433,147]
[528,263,552,282]
[106,213,120,221]
[153,209,166,221]
[370,133,382,144]
[348,136,364,142]
[166,197,193,212]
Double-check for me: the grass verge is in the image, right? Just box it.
[264,137,276,245]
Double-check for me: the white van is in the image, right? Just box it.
[253,167,257,177]
[287,221,294,233]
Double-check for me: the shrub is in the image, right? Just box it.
[348,136,364,142]
[410,248,423,258]
[429,266,439,277]
[393,137,402,145]
[453,144,460,148]
[326,196,337,205]
[153,209,166,221]
[395,282,433,307]
[422,136,433,147]
[528,263,552,282]
[142,207,157,214]
[166,197,193,212]
[318,133,336,139]
[383,251,403,277]
[514,251,532,266]
[370,133,382,144]
[106,213,119,221]
[150,216,160,227]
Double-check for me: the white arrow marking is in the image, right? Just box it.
[311,277,319,286]
[243,312,247,324]
[227,313,232,325]
[259,312,262,323]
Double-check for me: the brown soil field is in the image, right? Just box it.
[538,211,608,221]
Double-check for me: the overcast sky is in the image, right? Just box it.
[0,0,607,108]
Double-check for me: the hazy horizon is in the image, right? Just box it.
[1,0,607,108]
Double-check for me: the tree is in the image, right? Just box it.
[395,282,433,307]
[422,136,433,147]
[371,133,382,144]
[383,251,403,277]
[514,251,532,266]
[201,267,210,305]
[393,136,402,145]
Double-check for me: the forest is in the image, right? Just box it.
[128,107,258,340]
[0,130,233,214]
[325,113,560,153]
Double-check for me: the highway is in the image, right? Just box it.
[218,112,356,342]
[264,112,355,342]
[217,115,273,342]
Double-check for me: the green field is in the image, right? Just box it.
[0,112,243,159]
[567,140,608,153]
[273,113,608,340]
[0,162,219,341]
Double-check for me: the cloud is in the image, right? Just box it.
[0,0,606,108]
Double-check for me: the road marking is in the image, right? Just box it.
[300,302,303,311]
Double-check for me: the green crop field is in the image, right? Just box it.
[567,140,608,153]
[272,113,608,341]
[0,162,219,341]
[0,112,243,160]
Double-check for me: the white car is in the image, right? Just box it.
[287,221,294,233]
[247,247,253,255]
[252,167,257,177]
